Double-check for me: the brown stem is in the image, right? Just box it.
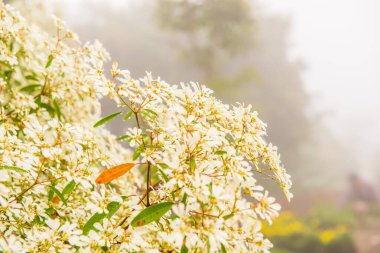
[146,163,151,206]
[189,211,220,219]
[9,161,44,203]
[116,91,133,112]
[5,109,15,117]
[134,112,141,130]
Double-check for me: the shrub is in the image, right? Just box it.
[0,2,291,252]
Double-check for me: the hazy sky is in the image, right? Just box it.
[258,0,380,172]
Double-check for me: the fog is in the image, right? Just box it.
[259,0,380,180]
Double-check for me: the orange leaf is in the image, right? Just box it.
[52,196,60,204]
[95,163,136,184]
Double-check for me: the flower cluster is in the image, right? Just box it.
[0,1,292,252]
[0,2,130,252]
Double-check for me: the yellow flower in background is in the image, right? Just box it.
[263,211,308,237]
[319,225,348,245]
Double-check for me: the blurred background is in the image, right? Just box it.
[9,0,380,252]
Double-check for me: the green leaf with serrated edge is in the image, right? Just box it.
[0,165,27,173]
[82,212,106,235]
[19,84,41,93]
[131,202,174,227]
[214,150,227,155]
[93,112,122,128]
[106,201,121,218]
[133,144,144,161]
[45,54,54,68]
[62,180,76,197]
[48,186,67,205]
[123,111,133,121]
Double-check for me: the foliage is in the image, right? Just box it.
[263,209,357,253]
[308,203,355,229]
[155,0,254,76]
[0,1,291,252]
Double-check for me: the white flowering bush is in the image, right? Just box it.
[0,2,292,252]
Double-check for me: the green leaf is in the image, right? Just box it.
[45,207,56,217]
[34,97,55,116]
[214,150,227,155]
[48,186,67,205]
[158,168,169,183]
[82,201,122,235]
[189,157,196,173]
[40,103,55,116]
[93,112,122,128]
[53,99,63,121]
[181,193,188,204]
[221,243,227,253]
[0,165,27,173]
[19,84,41,93]
[142,134,150,145]
[223,213,234,220]
[25,75,39,81]
[143,109,158,116]
[106,201,121,218]
[132,144,144,161]
[33,215,45,226]
[123,111,133,121]
[82,212,106,235]
[45,54,54,68]
[131,202,174,227]
[142,109,158,120]
[62,180,76,197]
[48,189,54,201]
[116,135,130,141]
[181,244,189,253]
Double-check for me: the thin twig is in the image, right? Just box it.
[189,211,220,219]
[146,163,151,206]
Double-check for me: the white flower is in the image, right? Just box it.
[0,1,292,251]
[46,218,60,230]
